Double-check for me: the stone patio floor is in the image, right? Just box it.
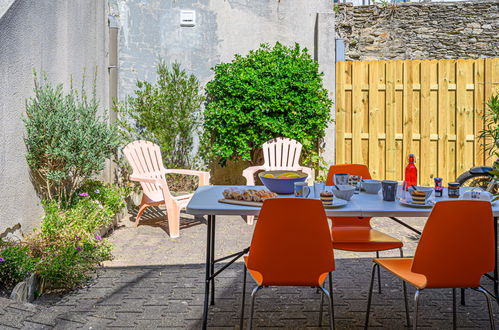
[0,208,498,329]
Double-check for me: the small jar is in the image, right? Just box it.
[448,182,460,198]
[434,177,443,198]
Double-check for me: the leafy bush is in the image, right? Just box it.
[0,243,36,290]
[0,181,123,293]
[117,60,204,169]
[23,72,121,205]
[480,94,499,157]
[203,42,333,167]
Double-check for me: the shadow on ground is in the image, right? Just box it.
[27,258,498,329]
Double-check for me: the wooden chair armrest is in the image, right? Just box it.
[242,166,265,186]
[129,174,161,184]
[299,166,313,178]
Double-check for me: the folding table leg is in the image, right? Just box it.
[210,217,216,306]
[202,215,214,330]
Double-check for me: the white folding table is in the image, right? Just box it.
[186,185,499,330]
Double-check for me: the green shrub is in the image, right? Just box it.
[203,42,333,167]
[74,180,126,215]
[480,94,499,157]
[28,228,112,291]
[117,60,204,169]
[0,243,36,290]
[23,71,121,205]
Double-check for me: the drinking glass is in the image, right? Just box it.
[314,182,325,198]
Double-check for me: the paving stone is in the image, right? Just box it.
[0,215,493,328]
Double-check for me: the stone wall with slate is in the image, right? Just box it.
[335,1,499,61]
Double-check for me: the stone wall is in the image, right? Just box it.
[335,1,499,60]
[0,0,109,232]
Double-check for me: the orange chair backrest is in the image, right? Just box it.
[247,198,335,286]
[326,164,372,228]
[411,200,494,288]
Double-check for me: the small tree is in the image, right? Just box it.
[203,42,333,168]
[23,72,120,205]
[117,60,204,169]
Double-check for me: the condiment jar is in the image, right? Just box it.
[448,182,460,198]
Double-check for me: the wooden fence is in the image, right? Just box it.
[335,58,499,186]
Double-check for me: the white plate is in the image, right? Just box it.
[399,198,435,208]
[323,199,348,208]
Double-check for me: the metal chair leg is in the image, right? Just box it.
[365,263,379,329]
[319,285,335,330]
[402,280,410,328]
[329,272,335,329]
[319,285,325,326]
[240,263,247,330]
[399,247,404,257]
[248,286,263,330]
[413,289,422,330]
[376,251,382,293]
[474,287,496,330]
[452,288,457,330]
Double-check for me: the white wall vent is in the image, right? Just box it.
[180,10,196,27]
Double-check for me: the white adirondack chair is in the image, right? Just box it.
[242,137,312,225]
[123,140,210,238]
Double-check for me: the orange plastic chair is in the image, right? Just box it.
[240,198,335,329]
[326,164,403,292]
[365,201,495,329]
[123,140,210,238]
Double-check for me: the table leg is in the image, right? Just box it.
[210,216,216,306]
[202,215,213,330]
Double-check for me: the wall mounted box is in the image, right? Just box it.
[180,10,195,27]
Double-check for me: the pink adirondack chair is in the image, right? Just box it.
[242,137,312,225]
[123,140,210,238]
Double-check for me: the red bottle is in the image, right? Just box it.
[404,154,418,190]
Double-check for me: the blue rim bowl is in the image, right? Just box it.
[258,170,308,194]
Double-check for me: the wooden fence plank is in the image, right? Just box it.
[352,61,363,164]
[335,58,496,183]
[420,61,432,185]
[456,59,467,176]
[438,59,450,183]
[336,61,346,165]
[368,61,380,178]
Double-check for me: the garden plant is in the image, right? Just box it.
[117,60,205,191]
[0,73,125,296]
[203,42,333,173]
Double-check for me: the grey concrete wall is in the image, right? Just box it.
[0,0,109,233]
[0,0,14,18]
[109,0,336,166]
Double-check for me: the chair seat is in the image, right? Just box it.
[331,227,403,252]
[243,256,328,287]
[374,258,427,289]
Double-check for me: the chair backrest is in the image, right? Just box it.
[326,164,372,227]
[262,138,303,171]
[123,140,170,200]
[411,200,494,288]
[247,198,335,286]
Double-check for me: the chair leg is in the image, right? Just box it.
[242,215,254,225]
[365,263,379,330]
[248,286,262,330]
[319,273,334,328]
[399,247,404,257]
[474,287,496,330]
[413,289,422,330]
[452,288,457,330]
[134,203,149,227]
[376,251,382,293]
[403,280,410,328]
[240,263,247,330]
[318,285,335,330]
[329,272,335,330]
[166,205,180,238]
